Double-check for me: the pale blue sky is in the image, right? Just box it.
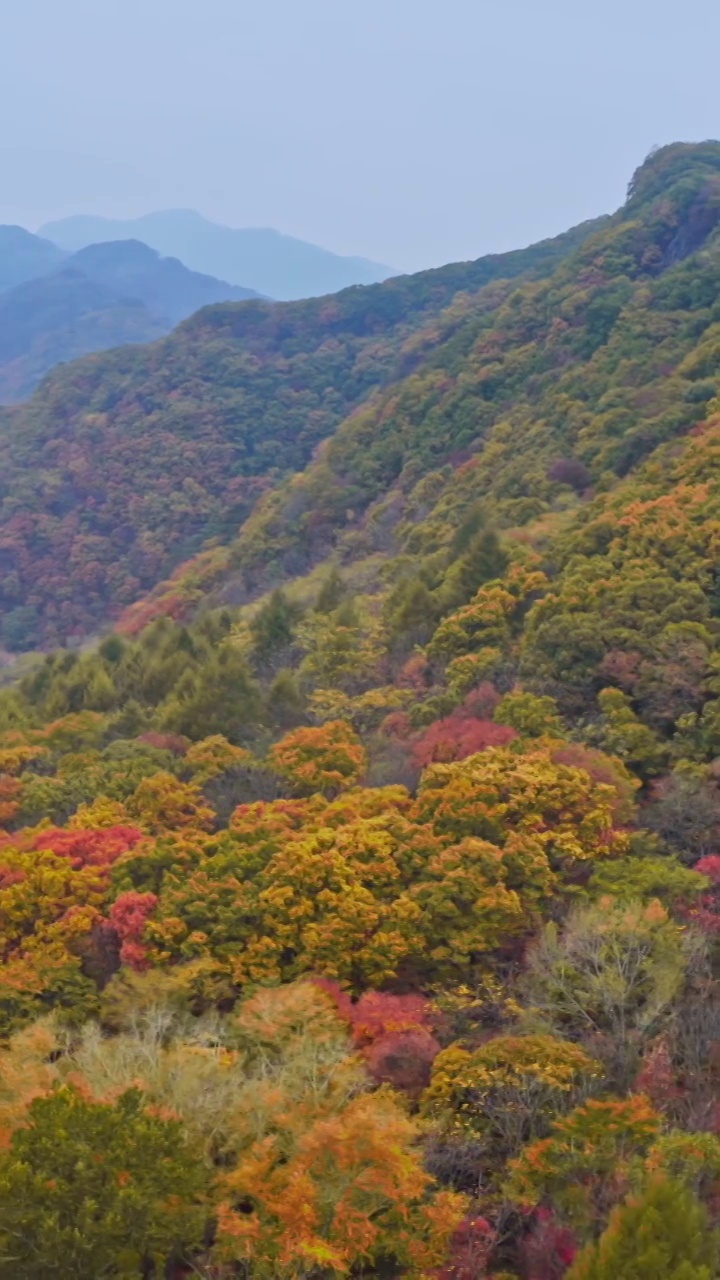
[1,0,718,271]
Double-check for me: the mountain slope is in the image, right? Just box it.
[12,142,719,773]
[0,225,66,292]
[40,209,398,300]
[0,215,606,648]
[0,240,261,403]
[67,239,261,320]
[224,142,720,599]
[0,268,166,404]
[2,140,718,649]
[4,146,720,1277]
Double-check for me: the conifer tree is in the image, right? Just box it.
[441,528,508,610]
[566,1176,719,1280]
[315,565,347,613]
[249,587,302,668]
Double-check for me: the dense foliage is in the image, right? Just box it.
[1,142,720,1275]
[0,215,601,649]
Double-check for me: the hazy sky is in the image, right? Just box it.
[1,0,718,271]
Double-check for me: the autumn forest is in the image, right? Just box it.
[1,141,720,1278]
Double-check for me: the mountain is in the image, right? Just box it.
[0,212,605,647]
[0,139,717,650]
[0,224,66,291]
[67,239,261,322]
[0,268,166,404]
[0,239,261,403]
[225,141,720,603]
[39,209,398,300]
[2,144,720,1274]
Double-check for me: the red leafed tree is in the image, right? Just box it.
[366,1029,441,1093]
[107,891,159,970]
[398,654,433,690]
[350,990,435,1046]
[465,683,503,719]
[635,1038,683,1113]
[352,992,441,1091]
[686,855,720,935]
[438,1214,496,1280]
[315,985,441,1093]
[696,855,720,881]
[32,826,145,870]
[412,712,516,768]
[520,1208,578,1280]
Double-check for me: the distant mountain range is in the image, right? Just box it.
[0,232,260,402]
[0,225,66,291]
[39,210,398,300]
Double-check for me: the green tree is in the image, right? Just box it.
[588,855,708,909]
[162,644,263,743]
[441,529,508,610]
[315,565,347,614]
[249,588,302,670]
[495,689,564,738]
[566,1176,719,1280]
[266,667,306,728]
[386,578,439,650]
[0,1086,209,1278]
[595,688,667,778]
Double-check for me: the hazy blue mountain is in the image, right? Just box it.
[0,268,165,403]
[0,239,261,402]
[67,239,260,321]
[39,209,398,300]
[0,225,67,291]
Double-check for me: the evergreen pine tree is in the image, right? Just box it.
[267,667,306,728]
[315,565,347,614]
[442,528,508,608]
[388,578,439,649]
[250,588,302,667]
[567,1176,719,1280]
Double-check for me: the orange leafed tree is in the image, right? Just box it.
[269,720,367,796]
[215,1090,466,1278]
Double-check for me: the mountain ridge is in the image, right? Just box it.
[0,224,67,291]
[0,236,261,402]
[0,211,608,648]
[0,144,718,650]
[39,208,399,300]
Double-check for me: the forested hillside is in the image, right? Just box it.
[0,239,260,405]
[2,142,720,1278]
[0,214,602,649]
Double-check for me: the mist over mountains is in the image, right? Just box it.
[40,209,399,301]
[0,232,260,402]
[0,211,400,400]
[0,225,66,291]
